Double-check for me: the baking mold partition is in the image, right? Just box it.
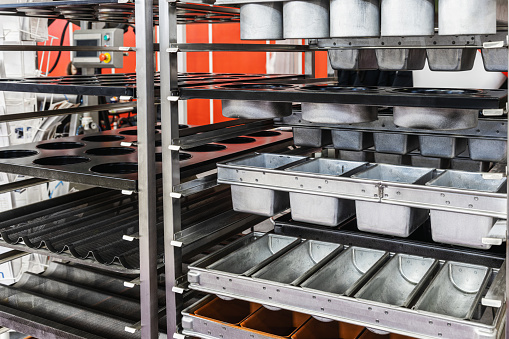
[0,126,293,191]
[187,232,505,339]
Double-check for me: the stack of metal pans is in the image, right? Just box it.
[97,3,135,23]
[57,5,96,20]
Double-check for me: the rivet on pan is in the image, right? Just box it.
[446,201,450,205]
[321,307,325,311]
[447,323,451,327]
[376,319,380,323]
[325,180,329,184]
[313,296,316,299]
[300,185,303,188]
[328,299,331,303]
[429,321,433,324]
[441,193,445,197]
[229,279,232,282]
[368,307,372,311]
[263,287,266,290]
[269,297,272,300]
[216,277,219,280]
[385,311,389,315]
[277,289,280,292]
[295,177,298,180]
[362,189,366,193]
[468,204,473,208]
[474,197,479,201]
[438,334,443,337]
[318,186,322,189]
[240,178,243,181]
[222,327,226,330]
[255,179,259,182]
[222,287,226,290]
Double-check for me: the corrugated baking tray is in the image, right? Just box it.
[355,254,439,307]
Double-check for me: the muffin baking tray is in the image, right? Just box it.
[0,127,293,191]
[0,0,240,25]
[188,232,505,339]
[0,72,303,97]
[182,82,507,110]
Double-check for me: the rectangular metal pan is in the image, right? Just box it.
[419,135,467,159]
[300,247,390,297]
[355,254,439,308]
[414,262,491,319]
[426,170,507,249]
[373,133,419,155]
[285,158,368,226]
[251,240,342,285]
[469,139,507,163]
[205,233,301,276]
[229,153,306,216]
[291,317,364,339]
[293,128,332,148]
[332,130,374,151]
[239,307,311,338]
[351,164,435,237]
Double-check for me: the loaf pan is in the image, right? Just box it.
[419,136,467,159]
[469,139,507,163]
[355,254,439,307]
[332,130,374,151]
[293,128,332,148]
[373,133,419,155]
[240,307,311,338]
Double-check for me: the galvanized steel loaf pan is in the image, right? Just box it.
[206,233,301,276]
[418,135,467,158]
[415,262,491,319]
[351,164,435,237]
[427,49,476,71]
[228,153,305,216]
[374,152,412,166]
[301,247,389,297]
[373,133,419,154]
[376,49,426,71]
[293,128,332,148]
[328,49,378,70]
[332,130,374,151]
[285,158,368,226]
[240,3,283,40]
[283,0,329,39]
[425,170,507,249]
[469,139,507,163]
[251,240,342,285]
[355,254,439,307]
[482,48,508,72]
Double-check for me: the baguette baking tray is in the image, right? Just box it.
[188,232,505,339]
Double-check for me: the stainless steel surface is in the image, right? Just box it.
[451,157,490,172]
[439,0,497,35]
[301,247,389,296]
[293,128,332,148]
[483,265,506,308]
[426,170,507,249]
[352,164,434,237]
[427,49,477,71]
[415,262,491,319]
[328,49,378,70]
[419,136,468,158]
[286,158,367,226]
[283,0,329,39]
[222,100,292,119]
[135,0,158,334]
[330,0,380,37]
[393,106,479,131]
[251,240,342,285]
[206,233,300,275]
[332,130,374,151]
[380,0,434,36]
[355,254,438,307]
[373,133,419,154]
[482,48,508,72]
[240,3,283,40]
[375,49,426,71]
[302,103,378,124]
[469,139,508,163]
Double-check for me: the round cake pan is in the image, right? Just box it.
[330,0,380,37]
[381,0,434,36]
[222,100,292,119]
[427,49,476,71]
[302,102,378,124]
[439,0,496,35]
[283,0,329,39]
[376,49,426,70]
[393,106,479,130]
[240,3,283,40]
[328,49,378,70]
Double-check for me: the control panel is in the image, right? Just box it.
[72,28,124,69]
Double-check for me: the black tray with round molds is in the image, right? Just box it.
[0,125,293,191]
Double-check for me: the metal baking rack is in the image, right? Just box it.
[181,83,507,110]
